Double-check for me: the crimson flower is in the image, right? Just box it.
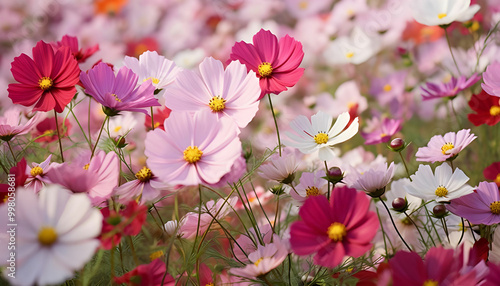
[8,40,80,113]
[468,89,500,126]
[34,116,72,143]
[52,35,99,64]
[229,29,304,99]
[114,259,175,286]
[484,162,500,187]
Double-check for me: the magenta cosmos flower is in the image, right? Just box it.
[447,181,500,225]
[52,35,99,64]
[145,110,242,186]
[113,166,171,205]
[290,186,379,268]
[421,74,480,101]
[229,29,304,99]
[415,129,477,163]
[79,62,160,116]
[0,106,43,142]
[8,40,80,113]
[165,57,260,129]
[361,117,402,145]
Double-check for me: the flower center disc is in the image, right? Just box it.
[437,13,447,19]
[38,77,53,91]
[441,142,454,155]
[490,106,500,116]
[183,146,203,163]
[258,62,273,77]
[306,186,320,197]
[135,166,153,182]
[383,84,392,92]
[490,201,500,214]
[423,279,438,286]
[327,222,346,242]
[435,186,448,197]
[30,166,44,177]
[38,226,58,246]
[314,132,329,144]
[209,96,226,112]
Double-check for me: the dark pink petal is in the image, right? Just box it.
[11,53,42,85]
[275,35,304,72]
[52,47,80,87]
[8,84,43,106]
[49,87,77,113]
[290,221,330,255]
[252,29,278,64]
[272,68,304,87]
[389,251,426,286]
[298,195,333,232]
[313,241,345,268]
[425,247,455,283]
[229,42,261,71]
[33,92,56,112]
[32,41,54,77]
[260,77,287,95]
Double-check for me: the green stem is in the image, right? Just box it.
[404,211,426,245]
[91,116,108,158]
[381,199,412,251]
[69,107,92,150]
[267,94,282,156]
[0,158,8,174]
[444,27,462,75]
[398,151,412,181]
[127,236,139,266]
[150,106,155,130]
[324,161,331,200]
[6,141,16,163]
[53,110,65,162]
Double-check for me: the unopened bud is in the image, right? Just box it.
[432,204,448,218]
[392,197,408,212]
[324,167,343,184]
[389,138,406,152]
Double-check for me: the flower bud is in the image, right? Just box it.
[389,138,406,152]
[270,184,286,196]
[115,136,127,148]
[324,167,343,184]
[432,204,448,218]
[392,197,408,212]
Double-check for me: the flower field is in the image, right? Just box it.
[2,0,500,285]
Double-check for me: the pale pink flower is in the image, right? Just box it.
[24,155,54,193]
[258,147,302,184]
[145,110,242,186]
[290,170,328,203]
[113,166,171,205]
[0,106,43,142]
[415,129,477,163]
[349,162,395,197]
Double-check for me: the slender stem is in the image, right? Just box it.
[153,204,166,232]
[444,27,462,75]
[110,237,115,283]
[150,106,155,130]
[273,194,280,235]
[69,107,92,150]
[467,220,477,242]
[6,141,16,163]
[458,217,466,245]
[403,211,426,246]
[53,111,65,162]
[91,116,108,158]
[127,236,139,266]
[441,217,450,243]
[0,157,8,174]
[450,99,461,128]
[267,94,282,156]
[398,151,411,181]
[381,199,412,251]
[88,97,92,143]
[324,161,331,200]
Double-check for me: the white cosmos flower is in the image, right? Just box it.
[285,111,359,161]
[1,185,102,285]
[323,26,381,65]
[411,0,480,26]
[123,50,181,93]
[405,163,474,203]
[107,112,138,138]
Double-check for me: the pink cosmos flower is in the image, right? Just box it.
[482,61,500,97]
[46,150,119,206]
[233,224,274,263]
[24,155,54,193]
[233,185,273,211]
[447,181,500,225]
[114,259,175,286]
[0,106,43,142]
[290,170,328,203]
[230,234,289,279]
[349,162,395,197]
[421,74,480,101]
[79,62,160,116]
[8,40,80,113]
[113,166,171,205]
[290,186,379,268]
[229,29,304,99]
[258,147,302,184]
[145,110,242,186]
[165,57,261,129]
[415,129,477,162]
[52,35,99,64]
[361,117,402,145]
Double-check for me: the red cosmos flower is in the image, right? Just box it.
[229,29,304,99]
[52,35,99,64]
[468,90,500,126]
[34,116,72,143]
[8,41,80,113]
[144,106,171,131]
[114,259,175,286]
[484,162,500,187]
[0,158,27,204]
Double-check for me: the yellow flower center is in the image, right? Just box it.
[383,84,392,92]
[441,142,454,155]
[258,62,273,77]
[206,284,214,286]
[299,0,308,10]
[30,166,44,177]
[423,279,438,286]
[345,52,354,59]
[327,222,347,242]
[183,146,203,163]
[83,163,90,170]
[38,77,53,90]
[314,132,329,144]
[209,96,226,112]
[435,186,448,197]
[143,77,160,85]
[469,21,480,32]
[135,166,153,182]
[490,106,500,116]
[490,201,500,214]
[305,186,320,197]
[114,126,122,133]
[380,133,387,138]
[111,93,122,102]
[438,13,447,19]
[38,226,58,246]
[254,258,263,266]
[43,129,54,136]
[149,250,164,261]
[495,174,500,185]
[154,122,160,128]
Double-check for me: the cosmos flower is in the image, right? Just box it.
[165,57,261,129]
[145,110,242,186]
[114,259,175,286]
[107,112,137,139]
[411,0,480,26]
[468,89,500,126]
[33,116,71,143]
[323,26,381,65]
[484,162,500,187]
[447,181,500,225]
[52,35,99,64]
[415,129,476,163]
[482,62,500,97]
[0,106,43,142]
[290,170,328,203]
[405,163,474,203]
[8,40,80,113]
[349,162,395,197]
[421,74,480,101]
[79,62,160,116]
[229,29,304,99]
[289,186,379,268]
[258,147,302,184]
[285,111,359,161]
[144,106,171,131]
[0,186,102,285]
[113,166,170,205]
[24,155,54,193]
[360,117,402,145]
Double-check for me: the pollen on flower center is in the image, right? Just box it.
[327,222,347,241]
[135,166,153,182]
[383,84,392,92]
[38,226,58,246]
[111,93,122,102]
[345,52,354,59]
[490,201,500,214]
[314,132,329,144]
[298,0,308,10]
[306,186,320,197]
[183,146,203,163]
[30,166,44,177]
[495,174,500,185]
[149,250,164,261]
[38,77,53,90]
[423,279,438,286]
[490,106,500,116]
[114,126,122,133]
[435,186,448,197]
[143,77,160,85]
[43,129,54,136]
[83,163,90,170]
[438,13,447,19]
[258,62,273,77]
[441,142,454,155]
[254,258,263,266]
[209,96,226,112]
[380,133,387,138]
